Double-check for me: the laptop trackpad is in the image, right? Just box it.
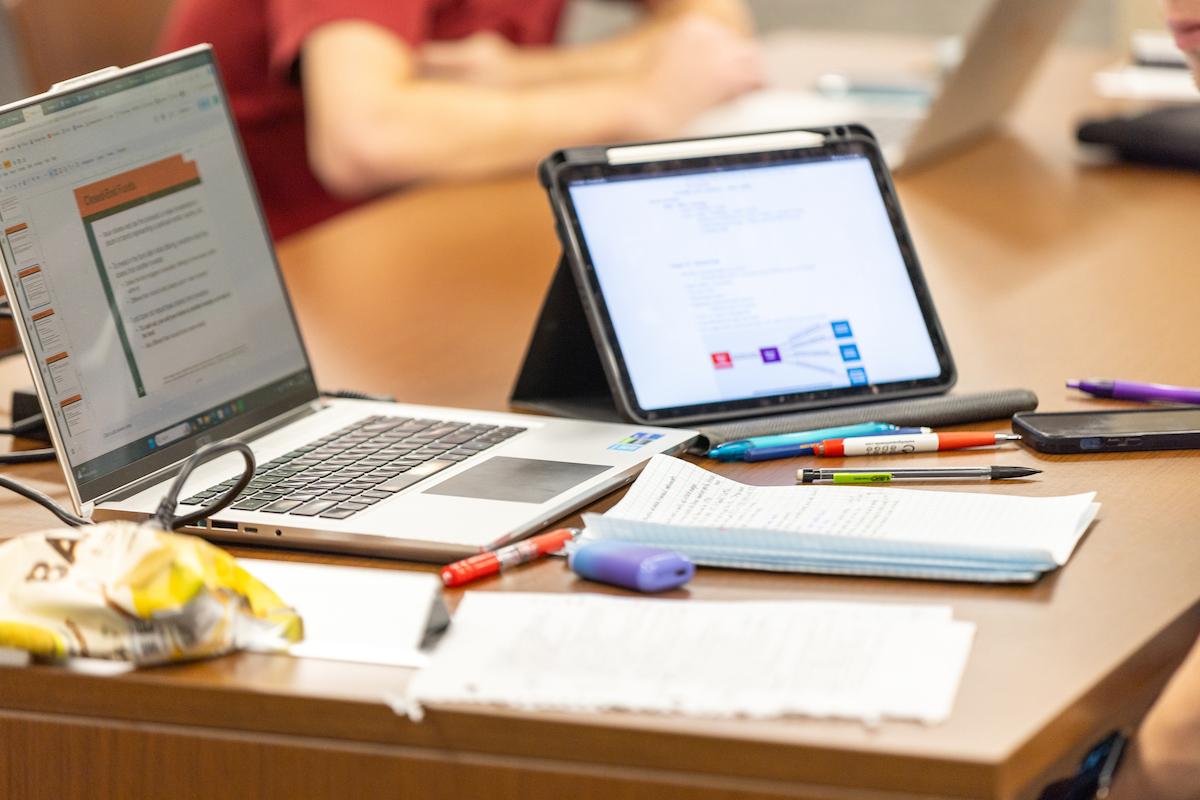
[422,457,609,504]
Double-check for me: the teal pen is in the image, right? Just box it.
[710,422,901,461]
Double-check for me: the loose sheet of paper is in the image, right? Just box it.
[585,456,1098,573]
[239,559,440,668]
[404,593,975,725]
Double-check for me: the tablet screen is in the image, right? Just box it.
[562,146,949,419]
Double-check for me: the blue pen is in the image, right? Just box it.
[742,427,932,462]
[710,422,899,461]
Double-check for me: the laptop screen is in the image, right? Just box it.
[0,48,317,503]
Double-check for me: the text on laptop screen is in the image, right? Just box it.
[566,154,942,412]
[0,52,314,493]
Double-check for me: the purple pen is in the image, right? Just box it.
[1067,378,1200,405]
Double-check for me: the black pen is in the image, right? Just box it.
[797,466,1042,484]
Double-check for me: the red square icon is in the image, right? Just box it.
[711,352,733,369]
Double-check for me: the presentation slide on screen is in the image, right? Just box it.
[0,59,310,472]
[73,154,248,398]
[569,157,942,411]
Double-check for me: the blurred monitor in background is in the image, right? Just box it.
[158,0,765,241]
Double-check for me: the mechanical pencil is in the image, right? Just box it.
[440,527,579,588]
[710,423,920,460]
[797,466,1041,484]
[741,427,932,462]
[1068,378,1200,405]
[814,432,1021,457]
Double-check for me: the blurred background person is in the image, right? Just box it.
[158,0,764,240]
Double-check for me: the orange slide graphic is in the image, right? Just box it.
[73,155,201,218]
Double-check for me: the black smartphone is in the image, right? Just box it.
[1013,408,1200,454]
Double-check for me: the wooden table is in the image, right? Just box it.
[4,39,1200,800]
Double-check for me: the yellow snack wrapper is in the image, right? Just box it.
[0,521,303,665]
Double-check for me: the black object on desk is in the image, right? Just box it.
[1077,105,1200,171]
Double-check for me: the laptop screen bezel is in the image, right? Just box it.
[0,45,321,508]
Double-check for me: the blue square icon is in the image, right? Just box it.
[831,320,853,338]
[847,368,868,385]
[839,344,861,361]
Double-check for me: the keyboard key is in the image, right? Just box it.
[289,500,340,517]
[318,506,361,520]
[375,460,454,492]
[231,497,272,511]
[260,499,305,514]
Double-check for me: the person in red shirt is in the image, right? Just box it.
[158,0,763,240]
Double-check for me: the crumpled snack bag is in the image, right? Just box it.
[0,521,302,665]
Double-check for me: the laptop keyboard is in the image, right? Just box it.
[180,415,526,521]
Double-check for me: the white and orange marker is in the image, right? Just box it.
[814,432,1022,457]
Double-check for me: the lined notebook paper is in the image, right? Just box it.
[582,456,1099,582]
[402,593,976,725]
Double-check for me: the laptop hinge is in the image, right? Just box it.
[93,400,326,506]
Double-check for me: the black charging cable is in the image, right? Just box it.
[0,440,256,530]
[152,440,256,530]
[0,413,55,463]
[0,474,91,527]
[0,449,55,464]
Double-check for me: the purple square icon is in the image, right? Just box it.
[760,347,781,363]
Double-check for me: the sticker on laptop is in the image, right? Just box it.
[608,432,664,451]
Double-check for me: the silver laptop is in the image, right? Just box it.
[0,46,696,561]
[688,0,1080,170]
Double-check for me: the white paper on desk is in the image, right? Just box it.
[239,559,440,668]
[584,456,1098,576]
[403,593,975,725]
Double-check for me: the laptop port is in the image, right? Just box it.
[243,526,258,533]
[209,520,237,530]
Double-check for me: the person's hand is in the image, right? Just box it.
[631,14,764,137]
[1109,633,1200,800]
[418,31,521,86]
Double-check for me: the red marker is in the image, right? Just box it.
[815,432,1021,457]
[440,527,579,587]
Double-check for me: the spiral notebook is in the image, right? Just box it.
[582,456,1099,583]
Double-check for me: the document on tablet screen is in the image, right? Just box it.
[567,154,942,412]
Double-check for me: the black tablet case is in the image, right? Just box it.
[510,255,620,421]
[1077,105,1200,170]
[511,127,957,425]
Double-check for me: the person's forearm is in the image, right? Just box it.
[307,77,656,196]
[304,19,761,198]
[493,0,755,85]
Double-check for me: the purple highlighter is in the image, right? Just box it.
[569,540,694,593]
[1068,378,1200,405]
